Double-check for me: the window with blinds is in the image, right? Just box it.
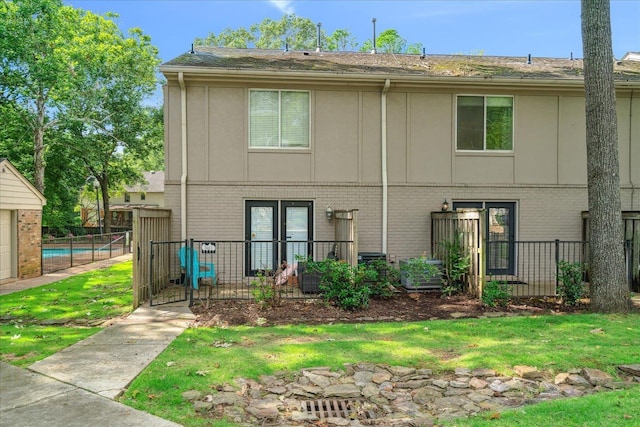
[249,90,310,148]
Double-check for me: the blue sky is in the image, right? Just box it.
[66,0,639,103]
[66,0,639,62]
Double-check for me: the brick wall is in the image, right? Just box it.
[165,181,605,262]
[17,209,42,279]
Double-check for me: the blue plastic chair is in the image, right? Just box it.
[178,247,216,289]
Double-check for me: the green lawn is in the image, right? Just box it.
[2,263,638,426]
[0,261,134,366]
[122,312,640,426]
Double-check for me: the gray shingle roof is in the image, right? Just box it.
[161,47,640,82]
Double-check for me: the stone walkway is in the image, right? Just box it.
[182,363,640,426]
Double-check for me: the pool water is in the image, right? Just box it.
[42,248,100,259]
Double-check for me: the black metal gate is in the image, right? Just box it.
[148,240,189,306]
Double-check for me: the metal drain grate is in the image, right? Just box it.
[300,399,374,420]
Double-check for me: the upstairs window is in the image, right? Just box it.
[456,95,513,151]
[140,193,146,201]
[249,90,310,148]
[124,193,130,203]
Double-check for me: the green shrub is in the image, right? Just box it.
[311,259,375,310]
[482,280,511,307]
[399,256,441,288]
[439,235,471,296]
[556,261,585,306]
[251,271,282,308]
[367,259,400,298]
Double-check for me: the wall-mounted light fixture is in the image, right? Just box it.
[441,199,449,212]
[325,204,333,221]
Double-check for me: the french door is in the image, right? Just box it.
[245,200,313,275]
[453,201,516,275]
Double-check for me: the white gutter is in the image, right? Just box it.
[179,72,188,240]
[381,79,391,256]
[630,89,636,210]
[159,65,640,90]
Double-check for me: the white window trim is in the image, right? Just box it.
[248,89,311,149]
[455,94,515,153]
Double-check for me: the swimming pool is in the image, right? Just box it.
[41,248,115,259]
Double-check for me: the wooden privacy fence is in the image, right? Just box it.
[431,210,486,297]
[132,208,171,308]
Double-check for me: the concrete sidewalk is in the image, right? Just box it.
[0,256,193,426]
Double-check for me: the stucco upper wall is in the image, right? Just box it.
[163,78,638,188]
[0,160,45,210]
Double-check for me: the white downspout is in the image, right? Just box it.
[179,72,188,240]
[630,89,636,210]
[381,79,391,255]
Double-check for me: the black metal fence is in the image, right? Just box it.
[145,237,635,306]
[487,240,635,297]
[42,226,131,238]
[147,239,353,306]
[42,231,131,274]
[148,240,188,306]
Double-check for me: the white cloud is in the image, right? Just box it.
[269,0,295,15]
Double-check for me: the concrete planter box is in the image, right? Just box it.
[400,258,443,291]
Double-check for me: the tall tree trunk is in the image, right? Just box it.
[101,183,111,234]
[581,0,630,312]
[33,91,46,194]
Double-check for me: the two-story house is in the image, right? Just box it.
[159,47,639,280]
[109,171,165,228]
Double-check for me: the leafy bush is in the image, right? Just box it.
[556,261,585,306]
[310,259,375,310]
[439,235,471,296]
[482,280,511,307]
[366,259,400,298]
[251,271,282,308]
[399,256,441,288]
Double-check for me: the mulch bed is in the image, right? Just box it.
[190,290,603,327]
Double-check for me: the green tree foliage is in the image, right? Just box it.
[0,0,77,193]
[251,14,317,50]
[195,14,360,52]
[194,27,254,48]
[360,29,420,54]
[1,0,161,231]
[326,28,358,51]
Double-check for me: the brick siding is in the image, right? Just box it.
[17,209,42,278]
[163,182,631,262]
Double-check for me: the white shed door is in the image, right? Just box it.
[0,210,12,280]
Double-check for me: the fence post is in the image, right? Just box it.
[91,236,95,262]
[149,241,154,306]
[69,237,74,268]
[625,239,632,291]
[188,238,194,306]
[555,239,560,292]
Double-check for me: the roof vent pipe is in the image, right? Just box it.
[316,22,322,52]
[570,51,574,60]
[189,43,194,54]
[284,42,289,52]
[527,53,532,65]
[420,47,426,59]
[371,18,377,54]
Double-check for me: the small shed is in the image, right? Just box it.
[0,159,46,281]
